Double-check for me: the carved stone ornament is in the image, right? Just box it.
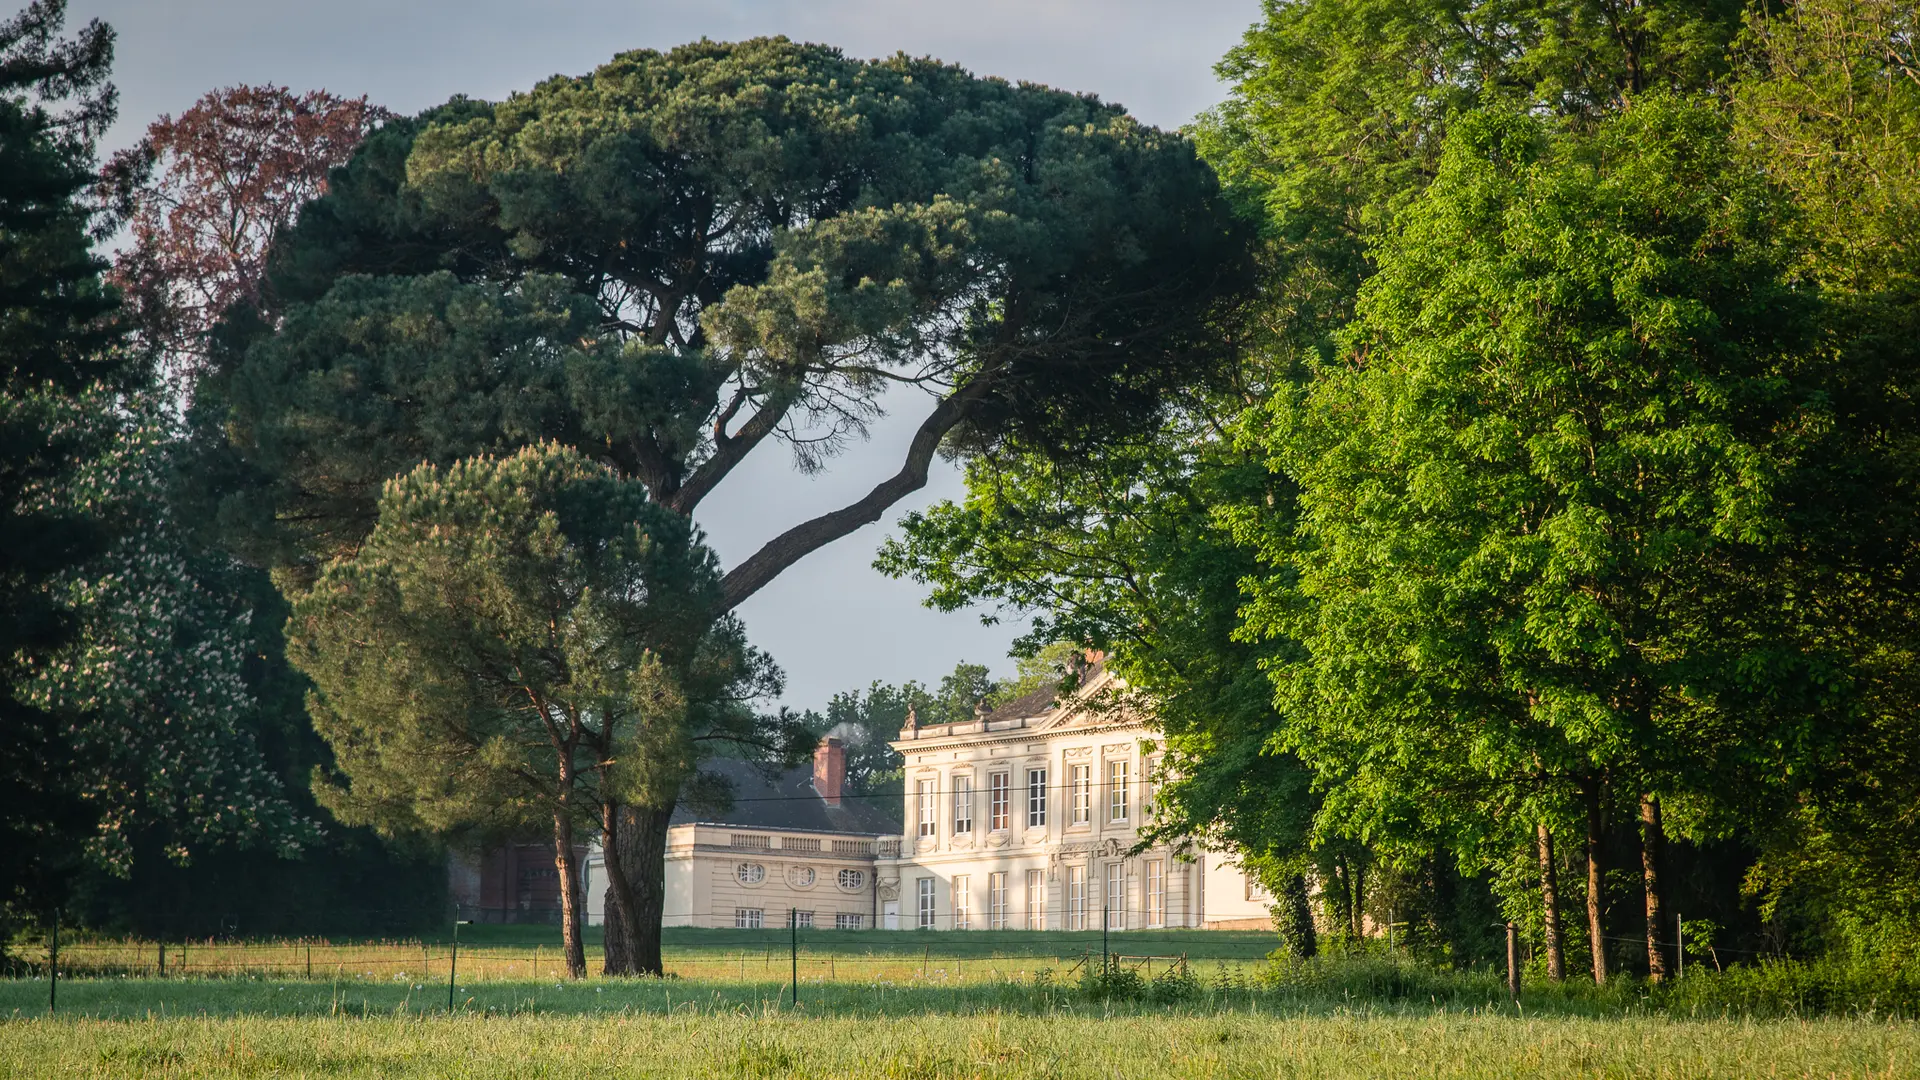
[1063,746,1093,759]
[1098,837,1125,858]
[878,880,900,902]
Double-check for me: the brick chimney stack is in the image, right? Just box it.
[813,737,845,807]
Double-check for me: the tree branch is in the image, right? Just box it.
[666,390,794,515]
[717,381,987,611]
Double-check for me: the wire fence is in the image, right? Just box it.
[5,904,1285,985]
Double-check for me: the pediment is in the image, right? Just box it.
[1033,670,1140,733]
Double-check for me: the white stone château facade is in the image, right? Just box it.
[584,661,1274,931]
[874,661,1274,932]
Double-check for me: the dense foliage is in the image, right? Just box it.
[887,0,1920,978]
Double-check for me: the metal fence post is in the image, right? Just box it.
[48,907,59,1015]
[449,919,469,1012]
[789,908,799,1007]
[1102,905,1110,973]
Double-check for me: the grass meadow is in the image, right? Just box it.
[4,927,1916,1077]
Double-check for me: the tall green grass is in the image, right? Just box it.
[3,1009,1915,1079]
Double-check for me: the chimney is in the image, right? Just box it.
[813,737,845,807]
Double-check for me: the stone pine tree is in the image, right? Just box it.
[288,445,774,978]
[190,37,1254,975]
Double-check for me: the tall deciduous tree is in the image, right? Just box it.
[1725,0,1920,961]
[103,85,383,383]
[23,387,315,874]
[1237,100,1827,983]
[194,37,1254,974]
[288,445,774,977]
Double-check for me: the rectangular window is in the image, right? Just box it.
[988,871,1008,930]
[1146,859,1165,928]
[1143,756,1161,818]
[1245,876,1271,902]
[791,909,814,929]
[734,907,763,929]
[917,780,937,837]
[952,773,973,835]
[835,913,863,930]
[917,877,937,929]
[1026,869,1047,930]
[952,874,971,930]
[988,772,1010,831]
[1026,768,1048,827]
[1066,865,1088,930]
[1107,759,1131,822]
[1106,862,1125,928]
[1070,764,1092,825]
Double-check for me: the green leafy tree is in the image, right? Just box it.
[882,0,1758,966]
[191,37,1254,973]
[288,444,773,977]
[1235,100,1830,983]
[1724,0,1920,961]
[22,388,316,874]
[1196,0,1749,374]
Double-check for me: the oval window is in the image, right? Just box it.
[837,869,866,891]
[790,866,817,887]
[737,862,766,885]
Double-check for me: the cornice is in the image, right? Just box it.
[896,717,1153,758]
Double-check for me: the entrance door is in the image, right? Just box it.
[882,901,899,930]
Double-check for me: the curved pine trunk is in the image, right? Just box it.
[552,812,586,979]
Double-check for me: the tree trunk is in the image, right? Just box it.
[602,803,675,977]
[597,801,643,976]
[1278,873,1317,959]
[1537,821,1565,981]
[552,811,586,979]
[1640,793,1668,982]
[1584,783,1607,984]
[1349,860,1366,938]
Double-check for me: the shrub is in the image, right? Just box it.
[1078,960,1147,1002]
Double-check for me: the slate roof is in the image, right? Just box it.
[980,682,1063,725]
[975,659,1105,726]
[671,758,899,835]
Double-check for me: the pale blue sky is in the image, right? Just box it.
[76,0,1259,711]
